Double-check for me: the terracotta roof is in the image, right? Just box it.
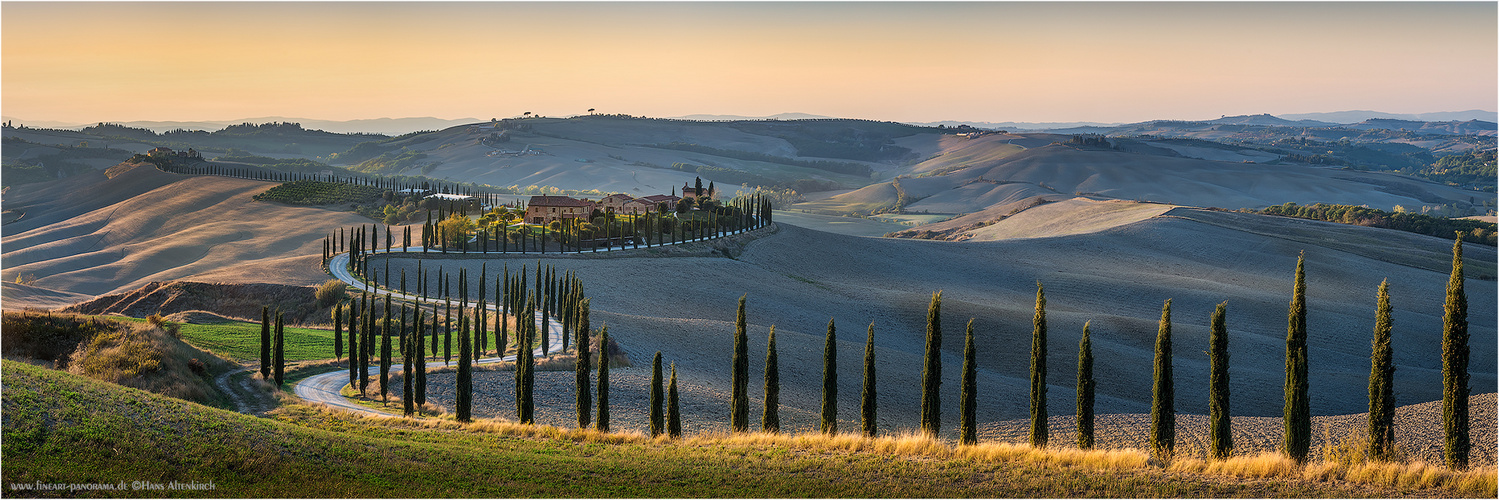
[640,194,680,203]
[528,195,591,207]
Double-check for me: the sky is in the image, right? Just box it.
[3,2,1495,125]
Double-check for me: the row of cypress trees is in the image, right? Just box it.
[258,306,286,386]
[1066,241,1469,466]
[320,236,1471,469]
[336,196,772,286]
[711,238,1471,468]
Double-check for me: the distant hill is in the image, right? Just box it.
[1342,118,1498,136]
[2,121,382,159]
[669,112,834,121]
[343,115,953,195]
[908,120,1123,130]
[1202,114,1337,127]
[1280,109,1499,124]
[0,116,481,135]
[797,141,1486,218]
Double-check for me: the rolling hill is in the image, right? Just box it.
[2,146,1494,471]
[0,163,369,308]
[797,141,1489,230]
[340,116,951,196]
[377,205,1495,433]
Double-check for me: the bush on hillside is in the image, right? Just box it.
[1,313,117,367]
[316,279,347,308]
[2,312,229,403]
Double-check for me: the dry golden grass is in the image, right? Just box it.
[384,410,1496,496]
[281,392,1495,497]
[1168,451,1496,496]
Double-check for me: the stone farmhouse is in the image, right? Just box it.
[525,195,595,224]
[523,189,697,224]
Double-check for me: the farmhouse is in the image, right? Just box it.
[599,193,636,213]
[525,195,594,224]
[636,194,681,212]
[681,182,710,199]
[147,147,202,159]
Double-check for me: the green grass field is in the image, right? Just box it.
[108,316,345,363]
[5,361,1489,498]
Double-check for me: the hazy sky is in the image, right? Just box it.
[4,2,1494,124]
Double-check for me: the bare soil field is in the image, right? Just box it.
[963,198,1176,241]
[1,164,373,308]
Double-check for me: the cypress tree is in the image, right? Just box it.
[650,351,664,437]
[348,300,359,389]
[920,291,942,436]
[1150,299,1174,461]
[502,265,511,355]
[597,323,611,432]
[762,325,780,433]
[1369,280,1396,461]
[430,303,439,357]
[456,306,472,422]
[1077,321,1095,450]
[359,297,370,395]
[821,318,838,435]
[862,322,877,437]
[1030,282,1047,448]
[444,298,452,365]
[381,296,392,403]
[518,298,536,424]
[515,299,531,422]
[260,306,271,379]
[540,271,550,357]
[960,318,977,445]
[1442,235,1470,468]
[560,274,572,354]
[668,362,682,438]
[730,295,749,432]
[576,298,592,429]
[334,302,343,361]
[477,264,487,358]
[403,306,415,417]
[1284,253,1310,462]
[273,312,285,386]
[415,308,427,408]
[1209,302,1232,459]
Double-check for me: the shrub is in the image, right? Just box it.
[316,279,347,308]
[188,358,208,377]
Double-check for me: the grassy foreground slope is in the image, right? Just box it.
[6,361,1475,498]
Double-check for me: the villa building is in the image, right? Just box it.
[525,195,595,224]
[599,193,636,213]
[637,194,681,212]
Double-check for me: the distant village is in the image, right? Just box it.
[400,178,717,225]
